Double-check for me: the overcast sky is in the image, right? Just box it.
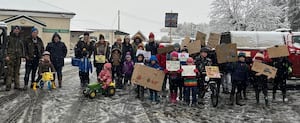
[42,0,212,37]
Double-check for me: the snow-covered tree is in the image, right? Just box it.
[209,0,289,32]
[161,22,210,37]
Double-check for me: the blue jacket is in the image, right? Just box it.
[79,57,93,73]
[148,55,162,70]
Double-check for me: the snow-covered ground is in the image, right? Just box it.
[0,61,300,123]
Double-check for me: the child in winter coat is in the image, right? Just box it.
[98,63,112,89]
[252,52,270,106]
[110,47,123,89]
[228,52,249,106]
[135,54,145,100]
[182,57,199,106]
[79,50,93,87]
[122,53,134,88]
[34,51,56,90]
[148,55,163,103]
[157,44,167,91]
[164,51,182,103]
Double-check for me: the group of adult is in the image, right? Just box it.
[4,26,67,91]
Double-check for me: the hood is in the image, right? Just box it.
[150,55,158,62]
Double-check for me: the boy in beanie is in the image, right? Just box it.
[164,51,182,103]
[228,52,249,106]
[252,52,270,106]
[135,54,145,100]
[148,55,163,104]
[122,52,134,89]
[182,57,199,106]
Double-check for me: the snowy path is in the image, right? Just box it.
[0,62,300,123]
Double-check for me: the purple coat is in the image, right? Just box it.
[122,61,134,75]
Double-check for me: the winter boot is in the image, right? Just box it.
[236,93,245,106]
[173,93,178,103]
[283,94,287,102]
[265,96,269,106]
[52,81,56,89]
[229,94,234,105]
[272,93,276,101]
[33,82,37,91]
[243,91,248,100]
[256,93,260,104]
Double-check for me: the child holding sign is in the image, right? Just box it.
[164,51,182,103]
[182,57,199,106]
[135,54,145,100]
[148,55,163,104]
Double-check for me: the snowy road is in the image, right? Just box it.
[0,61,300,123]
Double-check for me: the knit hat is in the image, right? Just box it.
[170,51,178,58]
[125,52,131,59]
[254,52,264,61]
[31,27,38,32]
[43,51,50,56]
[13,26,21,30]
[173,43,180,49]
[149,32,155,39]
[83,32,89,36]
[159,44,165,48]
[200,47,210,53]
[138,43,144,50]
[238,52,246,58]
[186,57,194,64]
[150,55,158,62]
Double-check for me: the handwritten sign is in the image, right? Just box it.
[205,66,221,78]
[216,43,238,64]
[196,31,207,46]
[207,33,220,49]
[131,64,165,91]
[178,53,189,61]
[187,40,201,55]
[181,65,196,76]
[251,61,278,78]
[136,50,151,60]
[166,61,180,71]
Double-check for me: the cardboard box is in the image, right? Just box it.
[196,31,207,46]
[181,65,196,76]
[208,33,220,49]
[181,36,191,48]
[251,61,278,78]
[131,64,165,91]
[205,66,221,78]
[187,40,201,55]
[166,61,180,71]
[267,45,289,58]
[216,43,238,64]
[157,45,174,54]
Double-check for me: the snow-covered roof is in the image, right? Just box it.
[0,0,75,15]
[1,15,46,27]
[70,20,108,31]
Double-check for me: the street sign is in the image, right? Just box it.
[165,13,178,28]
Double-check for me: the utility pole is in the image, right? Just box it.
[118,10,120,31]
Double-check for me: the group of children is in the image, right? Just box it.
[74,35,291,107]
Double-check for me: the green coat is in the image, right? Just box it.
[6,33,24,59]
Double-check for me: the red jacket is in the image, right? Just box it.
[156,53,166,69]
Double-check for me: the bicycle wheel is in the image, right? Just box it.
[210,83,219,107]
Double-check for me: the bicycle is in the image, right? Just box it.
[198,73,219,107]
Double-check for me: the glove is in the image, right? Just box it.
[194,69,199,73]
[177,69,183,73]
[164,69,169,74]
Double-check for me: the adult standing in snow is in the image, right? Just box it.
[145,32,159,55]
[74,32,94,59]
[23,27,44,90]
[46,32,67,88]
[122,35,133,62]
[131,35,143,59]
[94,34,110,76]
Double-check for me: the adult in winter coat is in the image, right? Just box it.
[122,35,133,62]
[131,35,143,59]
[145,32,159,55]
[5,26,25,91]
[74,32,94,59]
[23,27,44,89]
[94,34,110,76]
[46,32,67,88]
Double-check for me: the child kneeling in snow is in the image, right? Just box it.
[98,63,112,89]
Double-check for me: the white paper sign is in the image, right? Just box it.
[136,49,151,60]
[181,65,196,76]
[166,61,180,71]
[178,53,189,61]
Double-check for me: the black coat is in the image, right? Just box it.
[24,36,44,60]
[145,42,158,55]
[122,42,133,61]
[46,41,67,67]
[74,40,94,58]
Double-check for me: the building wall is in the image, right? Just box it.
[0,15,72,56]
